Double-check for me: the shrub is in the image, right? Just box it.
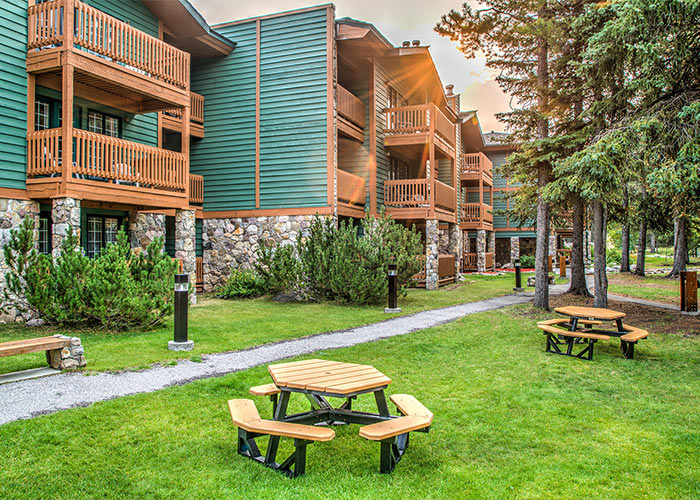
[606,247,622,266]
[254,212,423,305]
[217,269,264,299]
[255,243,302,295]
[2,217,177,330]
[519,255,535,268]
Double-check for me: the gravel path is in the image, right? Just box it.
[0,291,548,426]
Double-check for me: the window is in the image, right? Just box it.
[86,215,124,258]
[387,86,408,109]
[88,110,121,137]
[389,157,409,180]
[35,101,50,131]
[38,213,51,255]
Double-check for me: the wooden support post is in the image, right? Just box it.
[60,65,74,194]
[182,104,190,203]
[368,59,377,215]
[559,254,566,278]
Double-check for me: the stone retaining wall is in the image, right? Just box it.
[47,336,88,371]
[202,215,315,292]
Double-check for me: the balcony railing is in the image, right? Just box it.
[338,85,364,129]
[337,170,366,206]
[384,103,455,147]
[462,152,493,179]
[27,128,187,192]
[414,254,457,286]
[27,0,190,89]
[384,178,456,213]
[463,252,495,271]
[461,203,493,224]
[189,174,204,204]
[164,92,205,124]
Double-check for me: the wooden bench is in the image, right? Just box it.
[619,324,649,359]
[537,323,610,360]
[359,394,433,473]
[228,399,334,477]
[0,336,72,369]
[249,383,280,414]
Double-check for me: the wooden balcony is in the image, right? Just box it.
[384,104,455,156]
[461,202,493,230]
[189,174,204,205]
[383,178,457,222]
[462,252,495,272]
[414,254,457,287]
[162,92,205,138]
[27,0,190,112]
[337,85,365,142]
[337,169,366,217]
[26,127,189,209]
[461,153,493,186]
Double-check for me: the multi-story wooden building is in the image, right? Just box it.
[1,1,540,303]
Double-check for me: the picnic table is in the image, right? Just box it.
[554,306,626,334]
[228,359,433,476]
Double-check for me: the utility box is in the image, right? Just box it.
[680,271,698,313]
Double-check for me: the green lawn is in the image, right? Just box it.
[1,305,699,499]
[0,273,529,374]
[607,273,679,305]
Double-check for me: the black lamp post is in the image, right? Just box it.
[169,273,194,351]
[513,259,523,292]
[385,263,401,313]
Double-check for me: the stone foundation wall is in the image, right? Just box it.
[438,226,450,254]
[424,220,439,290]
[520,237,536,257]
[130,212,165,251]
[202,215,315,292]
[52,197,80,258]
[495,238,511,266]
[0,198,41,323]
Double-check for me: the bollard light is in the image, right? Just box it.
[513,259,523,292]
[169,273,194,351]
[385,263,402,313]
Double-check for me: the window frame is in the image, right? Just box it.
[38,212,52,255]
[85,214,125,258]
[87,109,121,138]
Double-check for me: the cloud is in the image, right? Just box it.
[190,0,507,132]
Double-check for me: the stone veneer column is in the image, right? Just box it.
[448,223,462,278]
[476,229,486,273]
[425,220,439,290]
[0,199,40,323]
[489,230,496,254]
[549,234,558,256]
[130,212,166,251]
[175,209,196,302]
[510,236,520,264]
[464,231,470,254]
[52,197,81,258]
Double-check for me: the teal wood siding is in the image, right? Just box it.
[487,151,514,189]
[191,8,331,212]
[0,0,28,189]
[493,191,508,229]
[190,22,257,211]
[195,219,203,257]
[87,0,159,37]
[259,10,329,208]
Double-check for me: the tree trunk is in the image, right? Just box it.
[592,199,608,308]
[634,220,647,276]
[668,217,687,277]
[649,232,656,253]
[533,4,550,310]
[567,197,591,296]
[620,185,630,272]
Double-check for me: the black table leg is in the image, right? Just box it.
[616,318,625,332]
[266,390,291,465]
[374,389,390,417]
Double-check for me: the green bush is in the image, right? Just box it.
[217,269,264,299]
[606,247,622,266]
[519,255,535,268]
[2,216,178,330]
[255,243,302,295]
[254,212,423,305]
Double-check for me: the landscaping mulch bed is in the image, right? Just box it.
[526,293,700,337]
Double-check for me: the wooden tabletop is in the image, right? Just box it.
[268,359,391,395]
[555,306,626,321]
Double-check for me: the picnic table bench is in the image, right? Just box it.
[230,359,432,476]
[537,306,649,360]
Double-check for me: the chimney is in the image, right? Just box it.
[412,40,420,47]
[445,84,454,96]
[402,41,411,47]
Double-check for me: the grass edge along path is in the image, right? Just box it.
[1,304,699,499]
[0,273,532,374]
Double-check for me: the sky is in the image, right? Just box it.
[189,0,511,133]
